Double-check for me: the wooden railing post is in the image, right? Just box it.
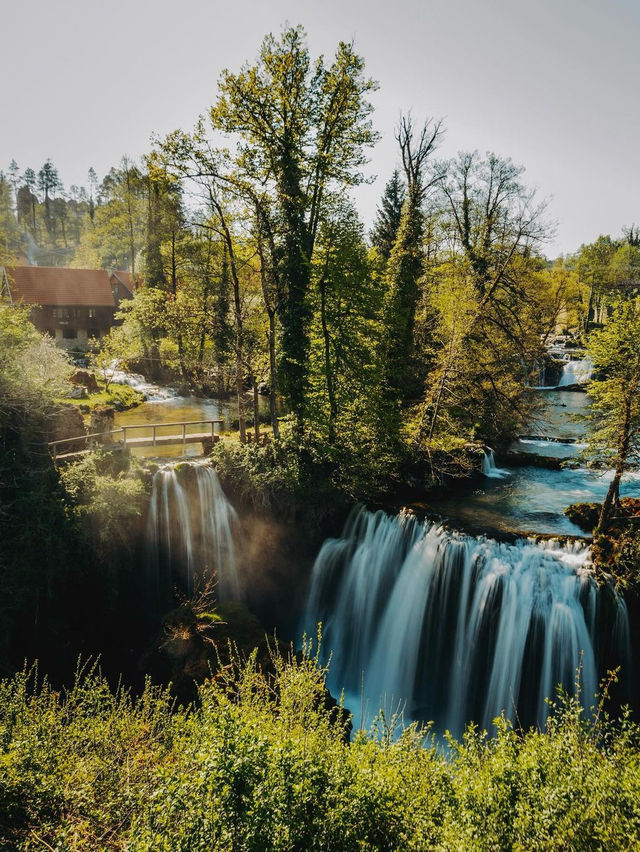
[182,424,186,446]
[153,425,157,446]
[122,426,127,447]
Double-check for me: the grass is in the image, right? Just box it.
[59,379,145,414]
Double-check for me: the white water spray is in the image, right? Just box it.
[557,358,593,388]
[109,362,179,402]
[303,506,630,736]
[482,450,510,479]
[146,462,240,608]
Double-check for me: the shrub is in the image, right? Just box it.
[1,652,640,849]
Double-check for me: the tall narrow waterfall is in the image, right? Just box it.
[303,506,630,736]
[146,462,240,610]
[557,358,593,387]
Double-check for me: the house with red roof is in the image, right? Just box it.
[0,266,135,350]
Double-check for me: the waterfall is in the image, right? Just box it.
[482,450,510,479]
[303,506,631,736]
[557,358,593,388]
[146,462,240,610]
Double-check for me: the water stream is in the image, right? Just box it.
[125,369,637,737]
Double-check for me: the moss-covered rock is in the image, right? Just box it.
[565,502,601,532]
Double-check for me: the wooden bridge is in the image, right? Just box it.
[49,419,225,462]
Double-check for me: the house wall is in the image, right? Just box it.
[30,305,116,350]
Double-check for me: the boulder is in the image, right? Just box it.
[90,405,116,441]
[69,368,99,392]
[48,403,87,452]
[68,385,88,399]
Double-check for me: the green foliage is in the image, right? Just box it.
[370,169,406,262]
[584,298,640,529]
[211,416,399,524]
[586,298,640,467]
[1,654,640,849]
[59,448,148,549]
[61,379,144,412]
[73,158,147,273]
[211,25,379,422]
[0,304,71,410]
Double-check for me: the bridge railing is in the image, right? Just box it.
[49,418,225,460]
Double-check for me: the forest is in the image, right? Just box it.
[2,24,640,850]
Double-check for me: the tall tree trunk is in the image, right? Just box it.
[255,208,281,439]
[319,276,337,443]
[211,195,246,442]
[599,393,632,531]
[127,168,136,274]
[267,314,280,439]
[235,347,246,442]
[252,375,260,443]
[599,466,623,532]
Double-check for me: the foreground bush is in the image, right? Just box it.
[1,652,640,850]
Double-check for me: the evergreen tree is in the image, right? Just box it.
[37,159,60,236]
[380,116,443,413]
[22,168,38,237]
[370,169,405,261]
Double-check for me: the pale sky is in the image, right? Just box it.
[1,0,638,256]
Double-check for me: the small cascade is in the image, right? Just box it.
[303,506,631,736]
[146,462,240,610]
[557,358,593,388]
[109,363,179,402]
[482,450,510,479]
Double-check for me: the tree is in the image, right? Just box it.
[73,159,147,272]
[310,198,381,444]
[7,160,20,208]
[416,152,550,451]
[0,174,22,257]
[22,167,38,237]
[380,115,444,412]
[211,25,379,425]
[87,167,98,221]
[37,159,60,236]
[585,298,640,531]
[370,169,405,261]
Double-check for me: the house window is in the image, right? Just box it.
[62,328,77,340]
[88,307,96,318]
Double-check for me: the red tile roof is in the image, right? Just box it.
[110,270,137,294]
[4,266,116,307]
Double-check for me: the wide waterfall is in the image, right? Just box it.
[303,506,631,736]
[146,462,240,610]
[557,358,593,387]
